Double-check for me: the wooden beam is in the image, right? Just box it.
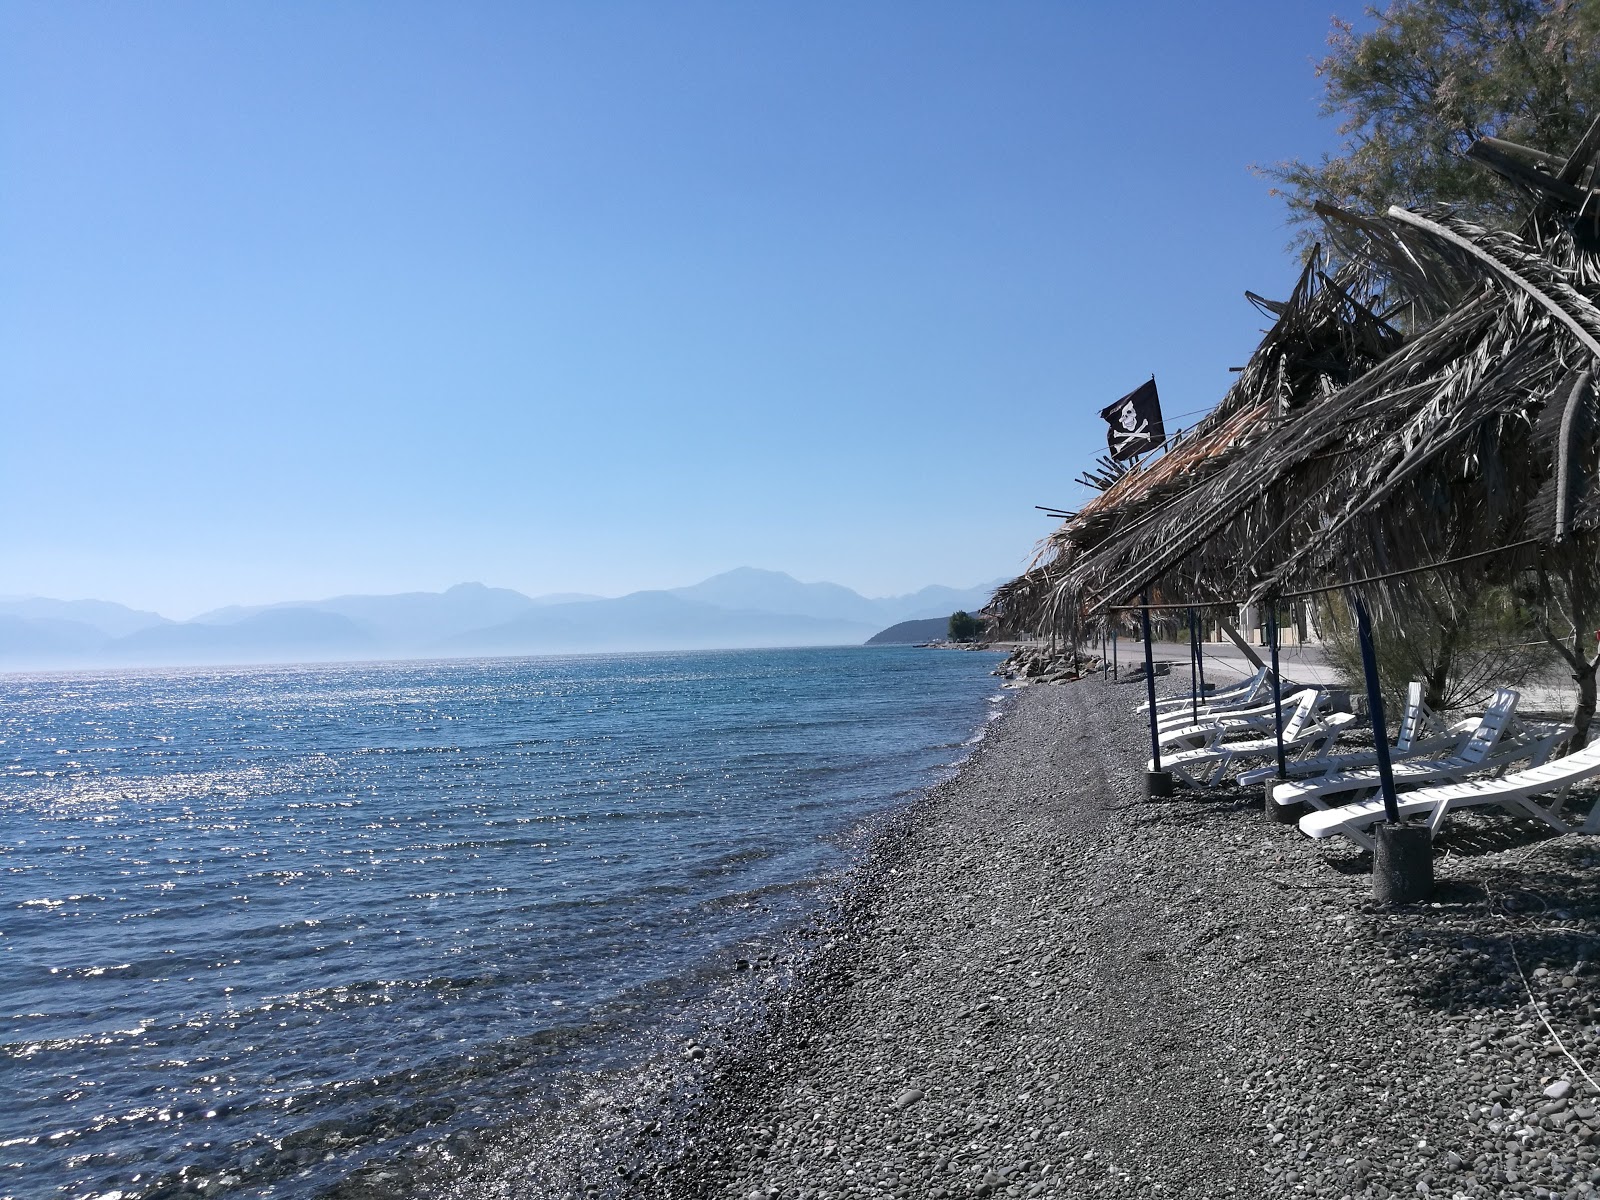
[1217,616,1267,672]
[1558,113,1600,186]
[1466,139,1588,207]
[1478,136,1562,169]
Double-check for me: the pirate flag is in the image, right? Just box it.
[1099,378,1165,460]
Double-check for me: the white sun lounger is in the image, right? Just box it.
[1237,681,1452,786]
[1150,690,1355,787]
[1299,736,1600,848]
[1140,666,1270,717]
[1154,683,1306,731]
[1156,688,1326,751]
[1269,687,1528,812]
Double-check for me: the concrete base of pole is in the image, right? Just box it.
[1145,770,1175,798]
[1373,823,1434,905]
[1266,781,1302,823]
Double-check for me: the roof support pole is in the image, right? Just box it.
[1354,594,1433,902]
[1266,601,1287,782]
[1188,607,1201,725]
[1142,594,1173,797]
[1142,596,1160,768]
[1352,595,1401,825]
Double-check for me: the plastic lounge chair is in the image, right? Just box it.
[1274,714,1571,820]
[1139,666,1269,716]
[1237,681,1453,786]
[1298,736,1600,849]
[1269,688,1526,812]
[1148,690,1355,787]
[1514,718,1577,756]
[1153,678,1314,737]
[1157,688,1326,751]
[1155,684,1295,732]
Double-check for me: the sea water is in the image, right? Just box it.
[1,646,1002,1198]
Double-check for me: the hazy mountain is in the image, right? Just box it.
[0,571,998,670]
[0,596,170,638]
[669,568,886,624]
[668,568,997,625]
[439,590,875,655]
[189,582,538,645]
[108,609,379,665]
[885,583,999,621]
[0,615,111,666]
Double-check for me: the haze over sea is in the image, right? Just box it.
[3,645,1002,1199]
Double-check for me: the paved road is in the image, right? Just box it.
[1126,640,1344,688]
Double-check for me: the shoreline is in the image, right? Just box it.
[613,677,1600,1199]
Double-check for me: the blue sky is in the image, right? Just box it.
[3,2,1348,618]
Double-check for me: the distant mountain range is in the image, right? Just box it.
[0,569,1000,670]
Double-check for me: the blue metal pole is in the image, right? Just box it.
[1267,602,1287,781]
[1187,607,1200,725]
[1141,593,1161,772]
[1353,595,1401,824]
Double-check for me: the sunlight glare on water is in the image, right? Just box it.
[1,646,1001,1199]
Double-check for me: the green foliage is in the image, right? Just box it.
[1259,0,1600,237]
[1316,581,1552,714]
[948,610,985,643]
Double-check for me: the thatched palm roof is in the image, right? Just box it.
[995,140,1600,641]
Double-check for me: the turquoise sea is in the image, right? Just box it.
[1,646,1003,1199]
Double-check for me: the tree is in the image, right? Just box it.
[1520,548,1600,750]
[1260,0,1600,236]
[1316,581,1551,716]
[948,611,985,643]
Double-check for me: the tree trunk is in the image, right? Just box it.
[1572,657,1597,751]
[1423,662,1451,714]
[1564,578,1597,752]
[1531,572,1596,755]
[1423,617,1462,712]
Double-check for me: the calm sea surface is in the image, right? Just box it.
[2,646,1002,1199]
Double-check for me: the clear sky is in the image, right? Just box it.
[3,2,1349,618]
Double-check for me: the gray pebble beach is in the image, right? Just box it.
[633,676,1600,1200]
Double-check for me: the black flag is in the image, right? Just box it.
[1099,379,1165,460]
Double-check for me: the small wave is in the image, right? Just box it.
[46,963,135,979]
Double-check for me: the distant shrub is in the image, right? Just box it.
[948,611,985,643]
